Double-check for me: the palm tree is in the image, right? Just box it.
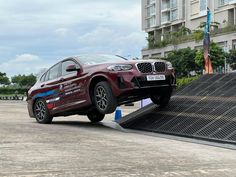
[198,21,220,30]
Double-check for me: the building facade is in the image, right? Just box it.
[142,0,236,58]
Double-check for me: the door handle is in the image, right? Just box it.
[60,78,65,82]
[41,84,45,88]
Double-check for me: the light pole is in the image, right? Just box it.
[224,44,230,73]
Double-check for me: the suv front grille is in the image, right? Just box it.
[137,63,153,73]
[154,62,166,72]
[137,62,167,74]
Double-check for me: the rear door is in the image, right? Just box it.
[37,62,62,111]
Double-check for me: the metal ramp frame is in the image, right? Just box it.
[119,73,236,144]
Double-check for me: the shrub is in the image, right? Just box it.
[177,76,199,88]
[0,86,27,95]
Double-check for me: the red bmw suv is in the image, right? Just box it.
[27,54,176,124]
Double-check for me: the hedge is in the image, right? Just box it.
[0,87,27,95]
[177,76,199,88]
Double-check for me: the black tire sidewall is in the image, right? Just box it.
[93,81,117,114]
[87,110,105,123]
[34,98,53,124]
[151,88,172,108]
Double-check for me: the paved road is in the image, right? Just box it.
[0,101,236,177]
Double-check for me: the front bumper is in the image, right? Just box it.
[110,70,176,105]
[130,75,176,89]
[116,71,176,91]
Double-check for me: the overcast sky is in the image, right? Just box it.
[0,0,146,77]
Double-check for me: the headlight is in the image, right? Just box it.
[166,62,173,69]
[107,64,132,71]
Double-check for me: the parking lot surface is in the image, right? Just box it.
[0,101,236,177]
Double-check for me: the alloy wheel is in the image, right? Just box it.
[35,100,46,120]
[95,86,108,111]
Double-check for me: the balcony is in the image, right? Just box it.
[146,25,236,49]
[219,0,236,6]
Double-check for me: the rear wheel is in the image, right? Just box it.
[93,81,117,114]
[87,110,105,123]
[34,98,53,124]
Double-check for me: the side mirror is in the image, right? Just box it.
[66,64,80,72]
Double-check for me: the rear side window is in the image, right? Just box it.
[62,60,77,76]
[40,73,46,82]
[48,63,60,80]
[40,71,49,82]
[45,71,50,81]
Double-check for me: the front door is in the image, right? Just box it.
[57,59,84,110]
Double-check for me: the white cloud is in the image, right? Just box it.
[0,0,146,76]
[55,28,70,37]
[15,54,40,62]
[77,26,145,56]
[0,54,51,77]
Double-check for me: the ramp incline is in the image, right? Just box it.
[119,74,236,144]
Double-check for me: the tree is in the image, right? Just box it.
[11,74,36,87]
[166,47,199,76]
[0,72,10,85]
[227,49,236,70]
[173,26,191,37]
[195,42,225,70]
[36,68,48,79]
[193,30,204,42]
[146,33,155,49]
[198,21,220,30]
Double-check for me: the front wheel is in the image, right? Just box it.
[87,110,105,123]
[93,81,117,114]
[151,89,172,108]
[33,98,53,124]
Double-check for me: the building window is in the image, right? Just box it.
[147,0,156,5]
[218,41,227,50]
[143,55,149,59]
[162,0,170,10]
[147,4,156,17]
[171,10,178,21]
[219,0,236,6]
[233,40,236,50]
[200,0,207,12]
[162,12,170,23]
[147,16,156,28]
[219,0,227,6]
[170,0,177,9]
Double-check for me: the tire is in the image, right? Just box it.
[87,110,105,123]
[151,88,172,108]
[33,98,53,124]
[93,81,117,114]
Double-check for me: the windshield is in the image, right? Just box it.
[76,54,127,65]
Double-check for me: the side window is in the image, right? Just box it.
[45,71,50,81]
[40,71,49,82]
[62,60,77,76]
[48,63,60,80]
[40,73,46,82]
